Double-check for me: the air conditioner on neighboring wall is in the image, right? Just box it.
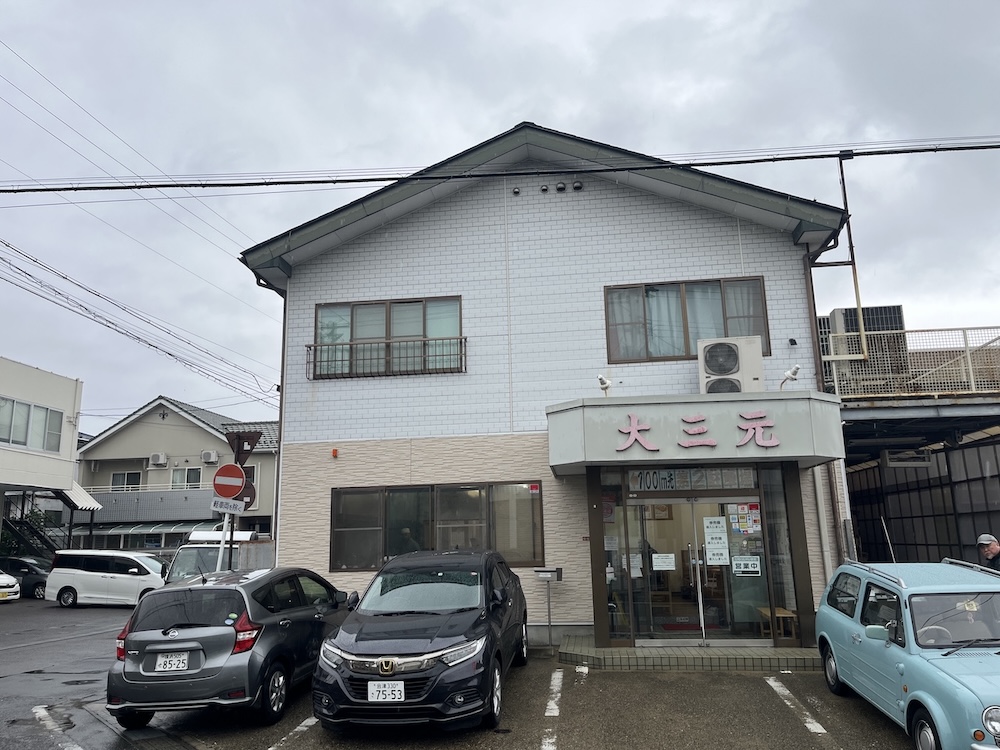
[201,450,219,464]
[697,336,765,394]
[148,452,168,467]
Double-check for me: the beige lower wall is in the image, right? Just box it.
[798,462,849,610]
[277,432,594,627]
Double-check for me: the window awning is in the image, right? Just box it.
[54,482,103,512]
[70,521,222,537]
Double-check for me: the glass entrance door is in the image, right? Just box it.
[628,497,772,642]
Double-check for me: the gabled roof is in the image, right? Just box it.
[241,122,848,294]
[79,396,278,454]
[221,420,280,451]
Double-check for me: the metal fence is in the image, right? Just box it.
[306,336,467,379]
[824,327,1000,397]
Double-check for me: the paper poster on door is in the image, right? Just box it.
[651,553,675,571]
[703,516,730,565]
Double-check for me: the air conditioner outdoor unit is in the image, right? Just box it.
[201,450,219,464]
[148,452,168,467]
[697,336,765,394]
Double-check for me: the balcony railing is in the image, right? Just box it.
[81,484,218,524]
[823,327,1000,398]
[306,336,467,379]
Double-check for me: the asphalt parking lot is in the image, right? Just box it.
[1,598,913,750]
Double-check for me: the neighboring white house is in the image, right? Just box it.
[1,356,99,556]
[73,396,278,554]
[241,122,850,648]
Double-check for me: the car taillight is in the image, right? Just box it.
[116,619,132,661]
[232,610,261,654]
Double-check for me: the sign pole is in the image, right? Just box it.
[227,511,236,569]
[216,514,230,572]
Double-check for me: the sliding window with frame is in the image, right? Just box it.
[605,277,770,363]
[330,482,544,570]
[0,396,63,452]
[312,296,465,378]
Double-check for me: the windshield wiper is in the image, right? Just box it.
[943,637,1000,656]
[372,610,433,616]
[445,607,481,614]
[161,622,210,634]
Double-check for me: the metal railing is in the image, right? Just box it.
[306,336,467,379]
[824,327,1000,398]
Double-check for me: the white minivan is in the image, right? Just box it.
[44,550,167,607]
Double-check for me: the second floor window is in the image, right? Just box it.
[313,297,464,378]
[111,471,141,491]
[605,277,769,363]
[0,397,63,452]
[171,467,202,489]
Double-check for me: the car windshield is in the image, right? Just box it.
[167,547,233,582]
[910,592,1000,648]
[359,568,483,613]
[132,589,247,631]
[22,558,51,573]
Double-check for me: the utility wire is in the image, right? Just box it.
[2,138,998,194]
[0,237,279,409]
[0,39,256,245]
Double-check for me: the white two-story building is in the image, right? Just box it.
[241,122,849,648]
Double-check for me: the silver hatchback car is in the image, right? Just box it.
[107,567,352,729]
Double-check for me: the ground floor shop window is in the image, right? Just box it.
[331,482,543,570]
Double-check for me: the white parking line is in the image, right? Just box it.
[32,706,85,750]
[266,715,317,750]
[545,668,564,717]
[541,668,565,750]
[765,677,827,734]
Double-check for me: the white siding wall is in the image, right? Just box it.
[282,172,818,444]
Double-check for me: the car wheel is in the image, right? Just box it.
[822,645,848,696]
[481,658,502,729]
[513,619,528,667]
[115,711,153,730]
[258,662,288,725]
[911,707,940,750]
[32,582,45,599]
[57,587,77,608]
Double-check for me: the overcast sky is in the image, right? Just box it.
[3,1,998,436]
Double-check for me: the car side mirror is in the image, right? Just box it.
[346,591,360,610]
[491,588,506,607]
[128,567,140,575]
[335,590,347,604]
[864,624,889,642]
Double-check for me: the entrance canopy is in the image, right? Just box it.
[546,391,844,476]
[52,482,102,511]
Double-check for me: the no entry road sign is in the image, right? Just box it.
[213,463,246,499]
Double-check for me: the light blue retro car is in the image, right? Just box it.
[817,559,1000,750]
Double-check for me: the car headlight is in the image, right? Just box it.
[983,707,1000,736]
[438,636,486,667]
[320,641,346,668]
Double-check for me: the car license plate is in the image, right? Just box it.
[0,592,7,599]
[154,652,189,671]
[367,681,404,702]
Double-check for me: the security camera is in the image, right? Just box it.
[597,374,611,391]
[783,364,801,381]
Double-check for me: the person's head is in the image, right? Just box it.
[401,527,412,538]
[978,533,1000,560]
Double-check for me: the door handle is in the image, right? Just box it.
[851,632,862,644]
[279,619,292,628]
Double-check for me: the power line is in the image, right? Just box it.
[1,138,998,195]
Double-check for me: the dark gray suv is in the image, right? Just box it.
[107,567,352,729]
